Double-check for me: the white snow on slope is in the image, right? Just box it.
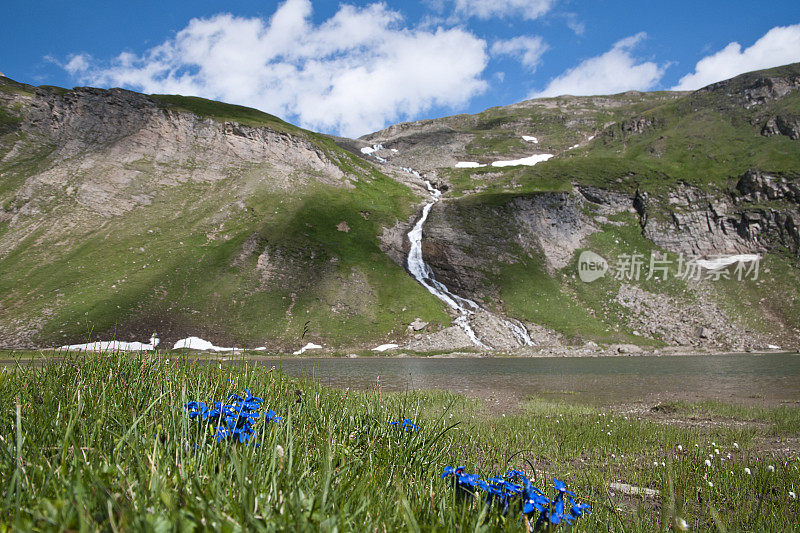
[371,343,399,352]
[59,334,160,352]
[456,153,554,169]
[173,336,243,352]
[491,154,554,167]
[293,342,323,355]
[522,136,539,143]
[360,144,384,155]
[695,254,760,270]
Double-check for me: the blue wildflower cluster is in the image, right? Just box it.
[184,389,282,445]
[441,467,590,529]
[388,418,420,432]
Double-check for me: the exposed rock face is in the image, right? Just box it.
[699,73,800,108]
[762,115,800,139]
[509,193,598,271]
[2,86,347,217]
[419,191,599,297]
[637,176,800,257]
[736,170,800,202]
[621,117,657,134]
[742,76,800,107]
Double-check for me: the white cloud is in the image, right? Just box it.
[491,36,548,71]
[449,0,555,20]
[531,33,665,98]
[563,14,585,36]
[64,0,488,137]
[672,24,800,91]
[64,54,91,75]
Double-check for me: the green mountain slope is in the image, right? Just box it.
[0,78,449,350]
[358,63,800,350]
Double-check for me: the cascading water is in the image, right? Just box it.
[404,172,534,349]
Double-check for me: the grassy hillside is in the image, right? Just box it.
[375,64,800,347]
[0,80,450,349]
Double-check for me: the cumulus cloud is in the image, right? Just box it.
[672,24,800,91]
[64,0,489,137]
[531,33,665,98]
[449,0,555,20]
[491,36,548,71]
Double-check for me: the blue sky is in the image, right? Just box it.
[2,0,800,136]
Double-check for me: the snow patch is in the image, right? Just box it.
[173,336,241,352]
[695,254,760,270]
[360,144,383,155]
[293,342,323,355]
[455,161,485,168]
[371,343,399,352]
[522,136,539,143]
[59,334,160,352]
[568,143,580,150]
[767,344,781,350]
[491,154,554,167]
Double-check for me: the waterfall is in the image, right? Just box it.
[405,175,534,349]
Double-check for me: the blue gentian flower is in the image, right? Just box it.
[184,391,280,446]
[441,468,590,530]
[389,418,420,432]
[265,410,283,423]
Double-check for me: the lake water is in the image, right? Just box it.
[258,353,800,409]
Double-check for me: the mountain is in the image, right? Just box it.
[0,78,448,350]
[1,63,799,352]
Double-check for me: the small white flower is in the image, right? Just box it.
[677,445,683,452]
[709,454,714,459]
[695,444,700,448]
[714,448,720,455]
[768,465,775,472]
[705,459,712,467]
[607,431,611,436]
[712,442,717,447]
[611,454,616,459]
[653,461,659,467]
[744,468,751,475]
[661,461,666,467]
[675,517,689,531]
[789,491,796,500]
[276,445,285,459]
[708,481,714,488]
[733,442,739,450]
[727,453,731,459]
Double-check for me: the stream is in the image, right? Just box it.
[402,167,533,349]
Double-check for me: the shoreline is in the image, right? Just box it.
[1,346,798,361]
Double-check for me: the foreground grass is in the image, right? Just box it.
[1,353,798,530]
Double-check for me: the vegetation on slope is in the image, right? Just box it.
[0,78,452,349]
